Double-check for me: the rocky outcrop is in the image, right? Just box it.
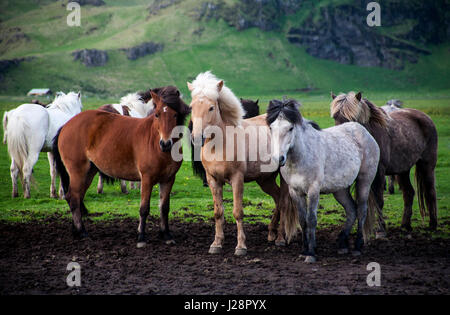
[195,0,448,70]
[76,0,105,6]
[148,0,182,16]
[120,42,164,60]
[72,49,108,67]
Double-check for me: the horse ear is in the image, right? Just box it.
[331,92,336,100]
[217,80,224,92]
[187,82,194,92]
[150,90,160,104]
[355,92,362,101]
[255,99,259,105]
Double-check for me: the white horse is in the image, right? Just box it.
[96,92,154,194]
[267,99,380,263]
[5,92,83,198]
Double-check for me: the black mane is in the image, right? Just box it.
[266,98,302,126]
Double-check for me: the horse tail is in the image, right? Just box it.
[281,176,299,243]
[363,188,378,243]
[6,115,29,181]
[52,127,70,194]
[415,161,438,228]
[2,111,9,144]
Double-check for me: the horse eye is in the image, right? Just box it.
[174,113,178,118]
[155,113,159,118]
[209,106,214,112]
[289,127,294,132]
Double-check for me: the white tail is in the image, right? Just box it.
[6,116,30,180]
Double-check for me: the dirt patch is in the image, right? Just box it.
[0,216,448,294]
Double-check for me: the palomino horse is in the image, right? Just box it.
[190,98,260,187]
[53,86,190,245]
[96,91,154,194]
[4,92,83,198]
[267,98,379,263]
[188,71,295,256]
[331,92,438,233]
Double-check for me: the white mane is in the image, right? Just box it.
[190,71,245,126]
[119,93,154,117]
[46,91,83,116]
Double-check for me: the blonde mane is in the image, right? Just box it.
[189,71,244,126]
[120,93,154,117]
[330,91,387,128]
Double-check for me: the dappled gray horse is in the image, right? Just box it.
[267,99,380,263]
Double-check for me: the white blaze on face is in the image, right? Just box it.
[270,117,294,164]
[163,106,168,113]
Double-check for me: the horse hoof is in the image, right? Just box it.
[234,248,247,256]
[267,232,276,242]
[337,248,349,255]
[165,239,176,245]
[275,239,286,247]
[208,245,222,254]
[304,256,316,263]
[136,242,147,248]
[375,232,387,240]
[352,250,361,257]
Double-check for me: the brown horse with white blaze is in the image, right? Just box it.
[53,86,190,246]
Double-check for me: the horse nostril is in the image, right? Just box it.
[279,155,286,166]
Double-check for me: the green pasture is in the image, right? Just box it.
[0,93,448,239]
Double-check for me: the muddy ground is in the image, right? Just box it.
[0,214,448,295]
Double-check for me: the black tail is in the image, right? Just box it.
[52,127,70,195]
[188,119,207,183]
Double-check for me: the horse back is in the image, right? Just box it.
[386,108,437,172]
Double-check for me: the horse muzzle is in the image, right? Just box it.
[159,139,173,152]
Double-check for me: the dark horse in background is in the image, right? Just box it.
[189,98,260,186]
[330,92,438,235]
[53,86,190,247]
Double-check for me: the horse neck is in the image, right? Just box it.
[290,124,317,165]
[141,115,161,149]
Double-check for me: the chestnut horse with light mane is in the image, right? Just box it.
[53,86,190,247]
[188,71,296,256]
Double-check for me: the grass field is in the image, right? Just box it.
[1,92,449,239]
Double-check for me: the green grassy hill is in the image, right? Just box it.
[0,0,449,99]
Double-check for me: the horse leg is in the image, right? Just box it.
[137,175,153,248]
[256,177,282,244]
[304,188,319,263]
[48,152,58,198]
[58,179,64,199]
[372,169,387,238]
[22,151,40,199]
[388,175,395,194]
[353,178,372,256]
[294,191,309,256]
[397,170,415,232]
[120,180,129,194]
[208,174,225,254]
[231,172,246,256]
[158,176,176,244]
[333,188,357,255]
[66,163,96,237]
[97,174,104,194]
[10,159,19,198]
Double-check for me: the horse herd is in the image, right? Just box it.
[2,71,438,263]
